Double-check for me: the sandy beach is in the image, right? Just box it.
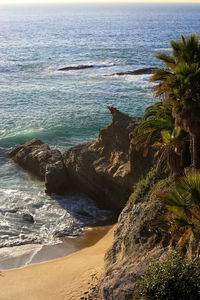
[0,225,115,300]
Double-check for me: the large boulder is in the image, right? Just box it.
[10,138,68,195]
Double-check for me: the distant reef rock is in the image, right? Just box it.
[106,67,158,76]
[58,64,115,71]
[57,65,157,76]
[58,65,94,71]
[10,107,154,212]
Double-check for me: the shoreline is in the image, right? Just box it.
[0,224,114,271]
[0,225,115,300]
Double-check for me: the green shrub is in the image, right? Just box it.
[129,165,170,205]
[134,251,200,300]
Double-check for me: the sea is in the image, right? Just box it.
[0,3,200,268]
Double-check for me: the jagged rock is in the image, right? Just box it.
[107,67,158,76]
[63,107,153,212]
[10,138,68,195]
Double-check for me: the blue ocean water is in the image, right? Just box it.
[0,4,200,254]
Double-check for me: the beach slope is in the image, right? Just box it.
[0,226,115,300]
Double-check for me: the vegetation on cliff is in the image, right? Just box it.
[131,33,200,299]
[134,251,200,300]
[133,33,200,176]
[101,34,200,299]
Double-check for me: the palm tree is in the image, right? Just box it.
[133,101,174,155]
[157,169,200,257]
[155,128,190,178]
[132,100,190,176]
[151,33,200,170]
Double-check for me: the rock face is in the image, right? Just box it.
[99,167,170,299]
[63,107,153,212]
[10,138,68,195]
[10,107,154,212]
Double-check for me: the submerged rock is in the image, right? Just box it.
[58,65,94,71]
[22,213,34,223]
[58,64,114,71]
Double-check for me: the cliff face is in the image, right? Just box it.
[99,167,171,299]
[10,107,154,212]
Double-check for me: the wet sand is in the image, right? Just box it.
[0,225,115,300]
[0,225,113,270]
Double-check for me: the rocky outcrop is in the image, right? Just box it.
[106,67,158,76]
[99,167,171,299]
[10,107,154,212]
[63,107,154,212]
[10,138,68,195]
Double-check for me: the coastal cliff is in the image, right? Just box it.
[9,107,200,300]
[99,166,171,299]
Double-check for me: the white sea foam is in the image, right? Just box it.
[0,244,43,270]
[154,48,172,51]
[122,74,153,88]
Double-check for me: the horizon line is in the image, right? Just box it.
[1,1,200,7]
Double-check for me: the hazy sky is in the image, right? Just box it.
[0,0,200,5]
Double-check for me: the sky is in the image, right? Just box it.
[0,0,200,5]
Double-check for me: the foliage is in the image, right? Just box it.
[151,33,200,169]
[132,100,190,175]
[128,165,172,239]
[133,101,174,157]
[156,169,200,252]
[133,102,176,171]
[129,165,170,205]
[151,33,200,104]
[133,33,200,172]
[134,251,200,300]
[155,128,190,177]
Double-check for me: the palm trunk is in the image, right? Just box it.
[190,136,193,167]
[192,134,200,169]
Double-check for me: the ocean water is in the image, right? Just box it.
[0,3,200,262]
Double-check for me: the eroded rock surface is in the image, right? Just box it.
[63,107,153,212]
[99,167,170,300]
[10,138,68,194]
